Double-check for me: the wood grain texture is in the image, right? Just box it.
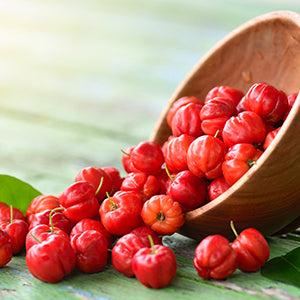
[151,11,300,240]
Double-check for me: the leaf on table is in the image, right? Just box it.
[0,175,42,214]
[284,232,300,242]
[261,247,300,287]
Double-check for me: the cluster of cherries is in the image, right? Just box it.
[0,163,181,288]
[163,83,297,206]
[0,82,297,288]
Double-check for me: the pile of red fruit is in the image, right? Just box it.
[0,82,297,288]
[163,82,297,204]
[193,221,270,280]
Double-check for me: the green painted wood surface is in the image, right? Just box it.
[0,0,299,299]
[0,234,300,300]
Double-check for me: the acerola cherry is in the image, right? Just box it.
[200,97,237,137]
[187,135,227,179]
[130,141,164,175]
[222,111,266,147]
[0,228,12,266]
[121,146,140,174]
[164,134,195,173]
[102,166,124,195]
[193,234,238,280]
[75,167,113,201]
[0,206,28,254]
[130,226,162,247]
[0,206,26,222]
[284,92,298,120]
[230,221,270,272]
[111,233,146,277]
[263,127,281,150]
[26,195,60,225]
[99,191,142,236]
[132,236,177,289]
[208,177,231,201]
[171,102,203,138]
[70,218,112,248]
[242,83,288,124]
[167,170,207,212]
[26,221,69,251]
[28,208,72,236]
[141,194,185,235]
[120,172,160,203]
[26,234,76,283]
[71,229,108,273]
[205,85,244,106]
[222,143,263,185]
[111,227,162,277]
[59,181,100,222]
[167,96,204,128]
[155,165,173,194]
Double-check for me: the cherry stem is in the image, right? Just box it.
[30,232,42,244]
[214,129,220,138]
[106,192,117,211]
[230,220,239,239]
[148,235,156,255]
[156,211,166,222]
[164,163,174,182]
[247,159,256,168]
[121,149,131,157]
[95,177,104,196]
[10,205,13,224]
[49,207,64,233]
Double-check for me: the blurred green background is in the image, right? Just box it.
[0,0,299,194]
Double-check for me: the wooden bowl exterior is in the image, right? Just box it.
[150,11,300,240]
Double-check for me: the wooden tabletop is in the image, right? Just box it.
[0,0,299,299]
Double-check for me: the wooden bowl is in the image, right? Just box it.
[150,11,300,241]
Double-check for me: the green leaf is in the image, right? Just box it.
[261,247,300,287]
[0,175,42,214]
[284,232,300,242]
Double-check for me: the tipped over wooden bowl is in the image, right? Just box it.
[150,11,300,241]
